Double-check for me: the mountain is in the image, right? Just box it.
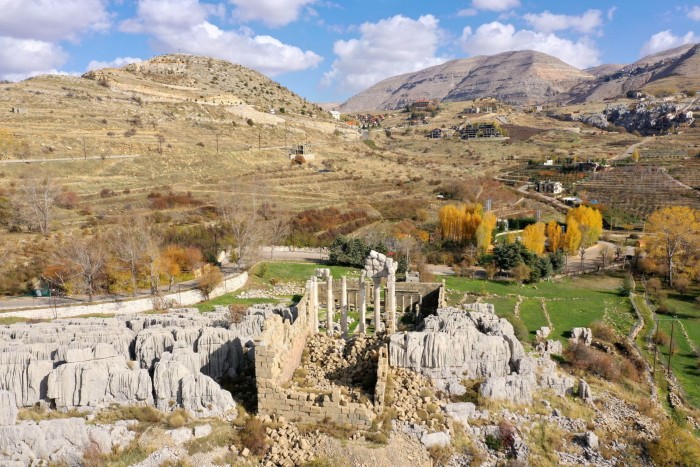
[340,44,700,112]
[339,50,594,112]
[565,43,700,102]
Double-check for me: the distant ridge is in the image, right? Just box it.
[340,44,700,112]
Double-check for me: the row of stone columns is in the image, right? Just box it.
[308,272,398,337]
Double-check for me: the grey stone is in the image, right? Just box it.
[0,390,17,425]
[420,431,451,448]
[193,424,212,438]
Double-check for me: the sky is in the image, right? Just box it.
[0,0,699,103]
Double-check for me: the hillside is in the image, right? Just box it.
[339,50,594,112]
[567,43,700,102]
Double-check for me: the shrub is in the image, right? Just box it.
[498,419,516,453]
[485,434,503,451]
[647,421,700,466]
[166,409,189,428]
[428,444,454,464]
[590,321,617,343]
[228,304,247,324]
[239,417,269,456]
[246,118,254,126]
[57,191,80,209]
[196,266,224,301]
[564,343,620,381]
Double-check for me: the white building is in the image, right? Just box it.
[330,110,341,120]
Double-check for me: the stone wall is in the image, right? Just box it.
[255,282,379,429]
[0,272,248,320]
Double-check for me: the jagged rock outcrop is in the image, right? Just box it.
[389,307,518,380]
[570,327,593,346]
[0,418,134,465]
[391,305,577,404]
[153,351,235,417]
[47,343,153,410]
[536,339,563,355]
[0,305,276,414]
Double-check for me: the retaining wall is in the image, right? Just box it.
[0,272,248,320]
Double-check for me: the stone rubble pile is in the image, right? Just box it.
[387,368,449,433]
[259,414,320,467]
[291,333,381,404]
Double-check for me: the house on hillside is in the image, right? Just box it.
[536,180,564,194]
[459,123,502,139]
[330,110,341,120]
[427,128,443,139]
[412,99,430,109]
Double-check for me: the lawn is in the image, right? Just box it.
[445,272,636,342]
[248,262,360,286]
[195,294,279,313]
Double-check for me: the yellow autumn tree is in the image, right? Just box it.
[475,211,497,254]
[438,203,484,244]
[563,218,582,255]
[522,222,546,255]
[545,221,563,252]
[566,205,602,248]
[645,206,700,287]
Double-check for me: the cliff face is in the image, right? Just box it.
[339,50,594,112]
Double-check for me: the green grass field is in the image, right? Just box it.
[446,272,636,342]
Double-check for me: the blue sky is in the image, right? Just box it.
[1,0,699,103]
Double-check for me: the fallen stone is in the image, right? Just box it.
[193,424,212,438]
[420,431,451,448]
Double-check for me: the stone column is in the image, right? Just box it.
[326,274,334,335]
[340,276,348,337]
[387,273,396,334]
[358,271,367,334]
[373,278,382,334]
[311,276,319,333]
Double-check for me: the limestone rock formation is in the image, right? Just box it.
[570,328,593,346]
[389,307,523,380]
[0,390,17,425]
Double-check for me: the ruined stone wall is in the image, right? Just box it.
[373,346,389,414]
[255,286,378,429]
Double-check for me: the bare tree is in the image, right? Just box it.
[107,218,159,296]
[267,218,290,259]
[196,265,224,300]
[46,235,108,302]
[600,244,615,267]
[19,172,60,236]
[220,190,266,270]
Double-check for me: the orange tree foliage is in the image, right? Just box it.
[545,221,563,252]
[521,222,546,255]
[566,205,602,248]
[644,206,700,287]
[476,212,497,254]
[563,218,582,255]
[438,203,487,245]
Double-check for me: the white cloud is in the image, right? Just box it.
[607,6,617,21]
[0,0,110,42]
[0,0,111,81]
[523,9,603,34]
[86,57,143,71]
[460,21,600,69]
[689,6,700,21]
[472,0,519,12]
[0,36,67,80]
[457,8,478,17]
[640,30,699,56]
[121,0,322,75]
[322,14,448,93]
[230,0,315,27]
